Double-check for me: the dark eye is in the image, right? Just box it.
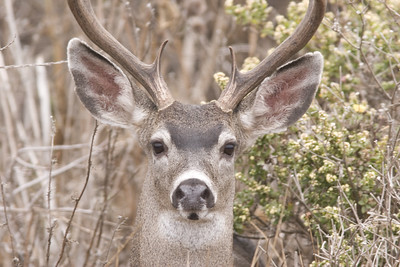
[223,143,236,156]
[152,141,165,155]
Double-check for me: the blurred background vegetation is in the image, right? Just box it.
[0,0,399,266]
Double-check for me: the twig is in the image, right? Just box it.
[353,2,391,100]
[96,129,117,249]
[46,117,56,266]
[103,224,142,267]
[104,216,128,263]
[16,143,93,153]
[83,129,115,266]
[0,60,68,70]
[380,0,400,28]
[11,140,107,194]
[12,149,102,195]
[0,206,99,215]
[287,172,330,234]
[55,121,98,267]
[82,210,103,266]
[0,176,20,266]
[248,220,281,267]
[0,34,16,51]
[233,232,268,240]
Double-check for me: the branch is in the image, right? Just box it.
[55,121,98,267]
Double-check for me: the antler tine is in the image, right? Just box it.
[68,0,174,109]
[217,0,327,112]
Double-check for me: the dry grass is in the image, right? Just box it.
[0,0,274,266]
[4,0,395,266]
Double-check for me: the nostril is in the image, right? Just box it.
[172,187,185,208]
[200,188,210,200]
[175,187,185,200]
[203,188,215,209]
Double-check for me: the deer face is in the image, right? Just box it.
[142,102,239,222]
[67,38,323,226]
[67,0,326,264]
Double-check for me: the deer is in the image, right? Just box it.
[66,0,326,265]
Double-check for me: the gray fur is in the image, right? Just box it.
[167,122,223,151]
[67,38,323,266]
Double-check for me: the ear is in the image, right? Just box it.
[67,38,153,128]
[237,52,323,140]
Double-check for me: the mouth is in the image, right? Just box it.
[177,209,210,222]
[188,213,199,220]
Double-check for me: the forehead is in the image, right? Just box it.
[158,102,232,151]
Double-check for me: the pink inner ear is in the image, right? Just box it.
[81,54,121,102]
[264,68,307,111]
[240,52,322,136]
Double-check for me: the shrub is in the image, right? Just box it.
[222,0,400,265]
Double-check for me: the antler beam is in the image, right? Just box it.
[217,0,327,112]
[68,0,174,110]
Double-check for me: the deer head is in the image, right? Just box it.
[67,0,326,265]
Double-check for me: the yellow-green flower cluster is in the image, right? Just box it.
[325,173,337,183]
[225,0,272,31]
[265,202,283,216]
[241,57,260,72]
[213,72,229,90]
[323,206,340,221]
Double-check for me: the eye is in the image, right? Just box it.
[152,141,166,155]
[223,143,236,156]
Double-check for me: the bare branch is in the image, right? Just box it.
[0,60,67,70]
[0,176,20,266]
[55,121,98,267]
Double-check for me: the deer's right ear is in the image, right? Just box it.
[67,38,153,128]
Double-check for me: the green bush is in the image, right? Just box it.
[222,0,400,265]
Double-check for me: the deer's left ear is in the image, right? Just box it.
[237,52,323,140]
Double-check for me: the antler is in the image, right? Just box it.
[68,0,174,110]
[217,0,327,112]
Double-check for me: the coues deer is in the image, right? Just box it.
[67,0,326,265]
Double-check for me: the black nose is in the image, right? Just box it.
[172,178,215,211]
